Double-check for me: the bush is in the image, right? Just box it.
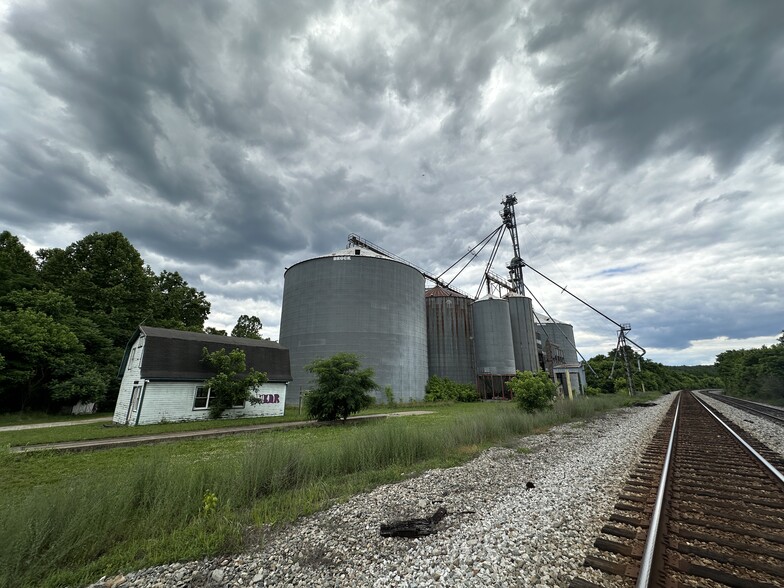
[425,376,480,403]
[304,353,377,421]
[585,386,602,397]
[507,371,556,413]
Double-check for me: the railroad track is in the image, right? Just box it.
[702,391,784,426]
[570,391,784,588]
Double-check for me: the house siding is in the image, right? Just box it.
[133,381,287,426]
[113,335,146,425]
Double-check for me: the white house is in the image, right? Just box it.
[114,326,291,426]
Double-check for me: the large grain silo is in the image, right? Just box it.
[534,313,579,364]
[279,246,428,406]
[425,286,475,385]
[507,294,539,373]
[472,296,515,398]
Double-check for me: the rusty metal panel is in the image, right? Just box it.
[425,288,475,384]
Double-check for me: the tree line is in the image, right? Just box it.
[0,230,262,413]
[715,332,784,401]
[584,346,723,395]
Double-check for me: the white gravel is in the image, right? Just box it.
[694,391,784,457]
[89,395,679,588]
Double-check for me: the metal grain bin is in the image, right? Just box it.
[279,247,428,406]
[425,286,475,385]
[507,294,539,373]
[472,296,516,376]
[535,314,579,364]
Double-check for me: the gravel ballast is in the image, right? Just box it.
[89,396,680,588]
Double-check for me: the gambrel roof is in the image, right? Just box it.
[119,326,292,382]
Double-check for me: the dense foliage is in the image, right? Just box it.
[424,375,480,402]
[584,346,722,394]
[231,314,263,339]
[0,230,212,412]
[304,353,377,421]
[507,370,556,412]
[200,348,268,418]
[716,332,784,402]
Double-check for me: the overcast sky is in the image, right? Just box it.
[2,0,782,365]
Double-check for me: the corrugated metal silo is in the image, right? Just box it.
[279,247,428,406]
[507,294,539,373]
[472,296,516,376]
[425,286,474,385]
[534,313,579,364]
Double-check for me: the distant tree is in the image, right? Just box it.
[507,370,556,413]
[205,327,227,336]
[148,270,210,331]
[200,347,267,419]
[231,315,263,339]
[304,353,377,421]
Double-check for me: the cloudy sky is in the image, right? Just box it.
[2,0,782,365]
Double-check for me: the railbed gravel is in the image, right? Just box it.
[694,391,784,457]
[89,395,678,588]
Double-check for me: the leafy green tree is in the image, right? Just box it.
[304,353,377,421]
[37,232,153,346]
[148,270,210,331]
[200,347,268,418]
[231,315,263,339]
[507,370,556,413]
[205,327,227,336]
[0,309,83,410]
[0,231,39,296]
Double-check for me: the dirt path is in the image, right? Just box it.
[0,416,112,432]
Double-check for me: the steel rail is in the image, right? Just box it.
[705,392,784,425]
[693,394,784,485]
[635,392,681,588]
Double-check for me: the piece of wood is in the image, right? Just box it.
[380,507,448,538]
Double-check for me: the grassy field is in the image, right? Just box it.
[0,403,432,447]
[0,394,657,588]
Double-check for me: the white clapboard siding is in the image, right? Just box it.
[113,335,146,425]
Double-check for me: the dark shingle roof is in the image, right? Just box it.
[122,326,291,382]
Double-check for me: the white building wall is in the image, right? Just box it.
[133,381,287,426]
[113,335,146,425]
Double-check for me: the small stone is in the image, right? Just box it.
[211,568,225,583]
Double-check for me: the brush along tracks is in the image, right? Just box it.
[570,391,784,588]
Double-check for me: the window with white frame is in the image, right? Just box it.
[193,386,211,409]
[193,386,244,410]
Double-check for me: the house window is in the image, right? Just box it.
[193,386,244,410]
[193,386,211,410]
[128,348,136,370]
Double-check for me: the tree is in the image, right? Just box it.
[148,270,210,331]
[200,347,267,418]
[0,231,39,296]
[304,353,377,421]
[37,232,152,346]
[231,315,263,339]
[507,370,556,413]
[205,327,227,336]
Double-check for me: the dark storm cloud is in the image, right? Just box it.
[522,0,784,172]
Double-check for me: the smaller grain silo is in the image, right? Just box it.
[472,295,516,398]
[507,294,539,373]
[425,286,475,385]
[534,313,579,364]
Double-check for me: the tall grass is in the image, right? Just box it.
[0,394,643,587]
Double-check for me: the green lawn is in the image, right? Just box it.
[0,393,659,588]
[0,403,432,447]
[0,411,114,427]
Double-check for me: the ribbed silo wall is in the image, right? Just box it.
[508,295,539,373]
[535,322,578,364]
[472,297,516,375]
[425,289,475,385]
[279,255,427,406]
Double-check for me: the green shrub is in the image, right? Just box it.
[507,371,556,413]
[585,386,602,397]
[304,353,377,421]
[425,376,479,402]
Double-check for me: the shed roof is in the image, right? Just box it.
[120,326,291,382]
